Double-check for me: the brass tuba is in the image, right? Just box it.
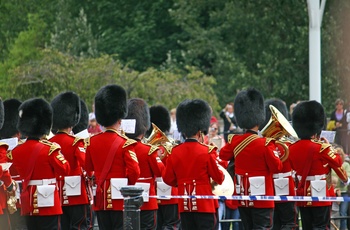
[260,105,298,162]
[211,164,235,196]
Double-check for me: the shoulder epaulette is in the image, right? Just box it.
[72,137,84,146]
[148,145,159,155]
[164,144,174,155]
[227,134,235,144]
[320,142,332,153]
[40,140,61,155]
[123,138,137,148]
[199,142,218,153]
[7,151,13,160]
[84,137,91,148]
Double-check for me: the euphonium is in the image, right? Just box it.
[260,105,298,162]
[144,123,176,159]
[145,123,174,145]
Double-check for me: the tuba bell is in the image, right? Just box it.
[261,105,298,140]
[260,105,298,162]
[211,164,235,196]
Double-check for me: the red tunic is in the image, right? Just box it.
[163,139,224,213]
[220,133,283,208]
[289,139,348,207]
[85,129,140,211]
[11,139,70,215]
[50,132,89,206]
[133,140,164,210]
[0,143,13,214]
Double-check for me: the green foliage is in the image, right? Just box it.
[7,49,219,112]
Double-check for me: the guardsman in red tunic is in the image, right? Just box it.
[0,98,25,230]
[289,100,349,229]
[259,98,299,230]
[163,99,224,230]
[147,105,181,230]
[124,98,165,230]
[0,99,17,230]
[11,98,70,230]
[49,91,90,229]
[220,88,283,230]
[85,84,140,230]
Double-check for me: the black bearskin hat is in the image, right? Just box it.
[17,98,53,138]
[94,84,127,127]
[259,98,289,130]
[0,99,22,138]
[176,99,211,138]
[292,100,325,139]
[234,88,265,129]
[73,99,89,134]
[146,105,171,137]
[125,98,150,139]
[51,91,81,132]
[0,99,4,130]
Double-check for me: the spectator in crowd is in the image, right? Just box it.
[88,112,102,135]
[219,103,238,143]
[329,99,348,152]
[204,122,225,150]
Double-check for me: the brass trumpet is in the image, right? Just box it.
[260,105,298,162]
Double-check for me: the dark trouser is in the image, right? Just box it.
[25,215,60,230]
[239,207,273,230]
[180,212,217,230]
[272,202,299,230]
[61,204,89,230]
[141,210,157,230]
[0,208,11,230]
[10,208,28,230]
[299,206,330,230]
[96,210,123,230]
[157,204,181,230]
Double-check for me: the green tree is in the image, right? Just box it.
[50,0,98,57]
[0,14,47,98]
[79,0,183,70]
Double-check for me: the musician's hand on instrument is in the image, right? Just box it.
[210,180,219,190]
[6,180,16,193]
[320,137,329,144]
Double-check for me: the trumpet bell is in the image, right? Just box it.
[212,164,235,196]
[261,105,298,140]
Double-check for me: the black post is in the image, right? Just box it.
[120,186,144,230]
